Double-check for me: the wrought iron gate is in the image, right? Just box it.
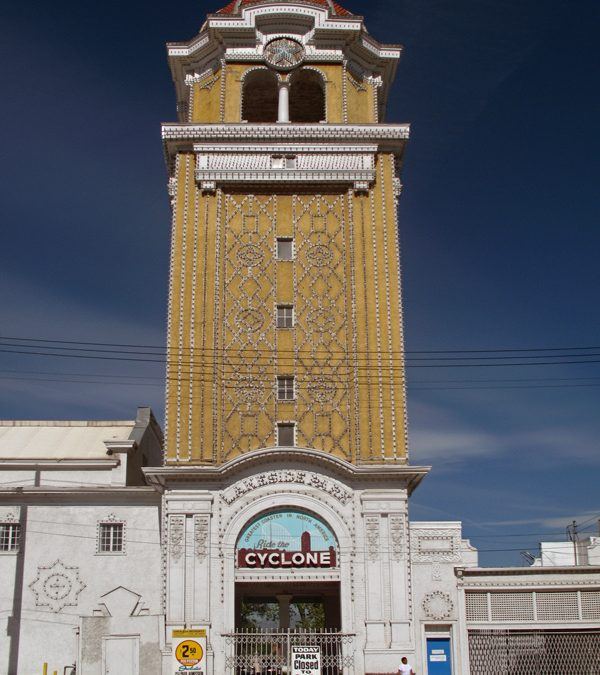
[223,629,355,674]
[468,629,600,674]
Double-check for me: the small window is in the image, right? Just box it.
[277,238,293,260]
[276,305,294,328]
[99,522,124,553]
[277,422,295,447]
[0,523,20,552]
[277,376,295,400]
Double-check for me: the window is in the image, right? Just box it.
[277,422,295,447]
[277,376,295,400]
[98,522,124,553]
[0,523,20,552]
[276,305,294,328]
[277,238,293,260]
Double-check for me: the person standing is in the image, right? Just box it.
[398,655,415,674]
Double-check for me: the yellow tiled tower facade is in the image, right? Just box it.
[163,0,410,465]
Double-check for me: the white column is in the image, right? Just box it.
[277,81,290,123]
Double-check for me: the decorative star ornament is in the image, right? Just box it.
[264,38,305,70]
[29,559,86,613]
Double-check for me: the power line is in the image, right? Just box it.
[4,374,600,393]
[3,367,600,387]
[2,334,599,355]
[3,345,600,371]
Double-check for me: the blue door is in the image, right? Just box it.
[426,637,452,675]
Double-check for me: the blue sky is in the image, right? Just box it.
[1,0,599,565]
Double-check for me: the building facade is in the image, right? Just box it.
[2,2,600,675]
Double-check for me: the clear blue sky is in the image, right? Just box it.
[1,0,599,565]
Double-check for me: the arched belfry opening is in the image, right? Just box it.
[242,69,279,122]
[289,69,326,123]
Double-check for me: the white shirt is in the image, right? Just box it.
[399,663,413,674]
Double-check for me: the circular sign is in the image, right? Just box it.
[175,639,203,667]
[264,38,305,70]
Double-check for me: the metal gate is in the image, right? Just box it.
[468,629,600,674]
[223,629,355,674]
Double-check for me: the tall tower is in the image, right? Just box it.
[163,0,410,465]
[148,3,429,673]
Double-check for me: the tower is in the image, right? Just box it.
[147,2,430,672]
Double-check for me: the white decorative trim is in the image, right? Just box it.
[29,560,86,613]
[164,123,409,142]
[221,469,352,505]
[96,514,127,555]
[0,511,18,522]
[411,528,462,563]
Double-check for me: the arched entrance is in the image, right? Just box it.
[234,508,341,631]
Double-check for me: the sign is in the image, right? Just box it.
[172,629,207,674]
[236,509,338,568]
[291,646,321,675]
[238,548,334,568]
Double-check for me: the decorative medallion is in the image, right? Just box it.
[308,379,336,404]
[29,560,86,613]
[236,243,264,267]
[234,373,264,406]
[422,591,454,620]
[264,38,305,70]
[307,244,332,267]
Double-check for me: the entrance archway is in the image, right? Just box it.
[234,508,341,630]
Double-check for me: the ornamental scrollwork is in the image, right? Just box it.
[365,516,380,562]
[389,515,404,561]
[194,515,210,562]
[169,516,185,563]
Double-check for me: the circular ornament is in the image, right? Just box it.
[422,591,454,620]
[308,244,332,267]
[264,38,305,70]
[43,574,72,600]
[237,243,264,267]
[308,379,336,404]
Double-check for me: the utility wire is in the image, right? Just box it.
[3,346,600,370]
[2,334,600,355]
